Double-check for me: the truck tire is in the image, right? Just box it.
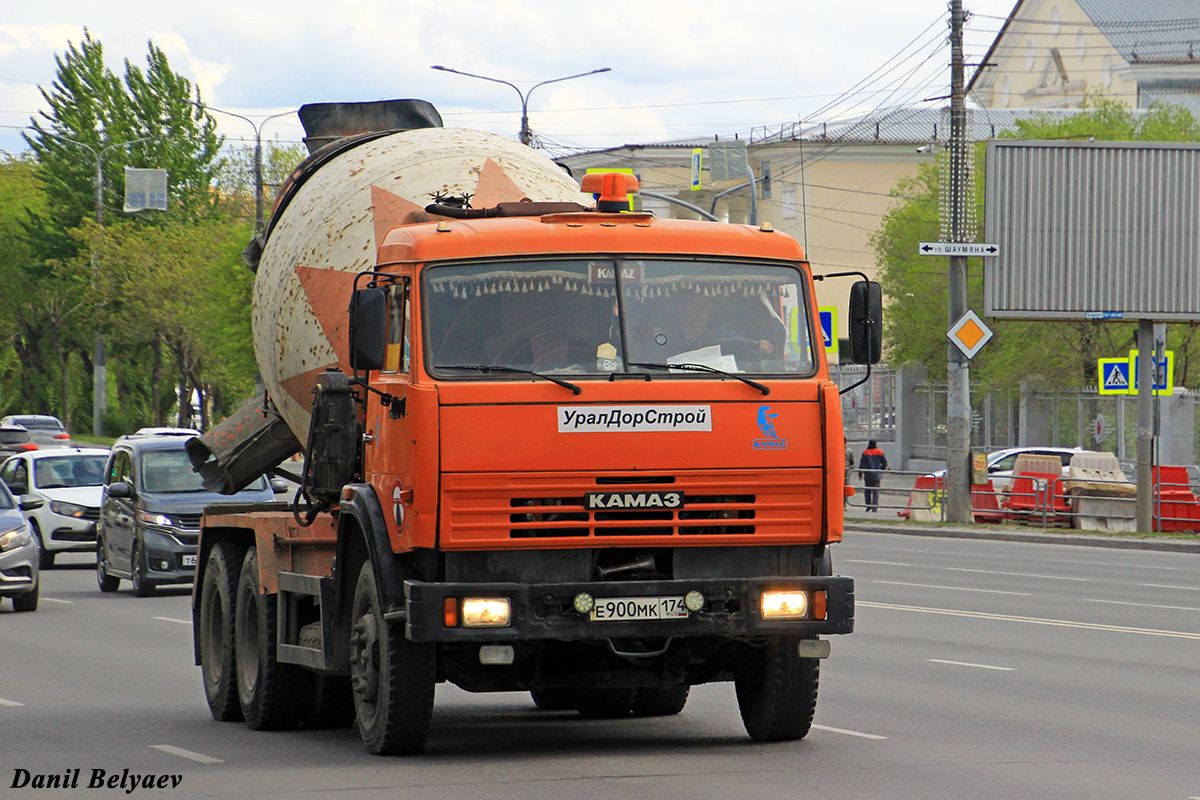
[734,638,819,741]
[575,688,635,719]
[530,687,576,711]
[632,686,690,716]
[198,541,246,721]
[349,560,435,755]
[131,541,155,597]
[234,547,306,730]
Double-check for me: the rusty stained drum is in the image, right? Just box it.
[252,127,589,442]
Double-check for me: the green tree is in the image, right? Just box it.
[871,97,1200,391]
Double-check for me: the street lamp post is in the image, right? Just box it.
[199,105,294,233]
[431,65,611,147]
[42,132,163,436]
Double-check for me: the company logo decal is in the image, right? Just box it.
[558,405,711,432]
[753,405,788,450]
[585,491,684,510]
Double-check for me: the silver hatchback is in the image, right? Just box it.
[0,480,41,612]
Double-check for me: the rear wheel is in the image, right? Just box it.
[234,547,306,730]
[734,637,819,742]
[632,686,690,716]
[198,541,246,721]
[575,688,635,719]
[349,560,435,755]
[11,582,38,612]
[95,538,119,593]
[130,540,155,597]
[530,687,576,711]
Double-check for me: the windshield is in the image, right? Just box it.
[35,455,106,488]
[141,448,267,494]
[424,258,814,377]
[15,417,63,431]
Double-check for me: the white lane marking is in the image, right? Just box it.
[845,559,913,567]
[152,617,191,625]
[944,567,1091,582]
[811,724,887,740]
[42,597,72,604]
[1141,583,1200,592]
[859,601,1200,641]
[0,698,25,706]
[150,745,223,764]
[875,580,1030,596]
[1085,599,1200,612]
[928,659,1015,671]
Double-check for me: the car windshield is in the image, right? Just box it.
[424,258,814,377]
[34,455,107,488]
[0,487,13,510]
[141,449,267,494]
[15,417,62,431]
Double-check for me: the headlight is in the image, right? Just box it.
[761,590,809,620]
[137,511,175,528]
[0,527,32,552]
[460,598,511,628]
[50,500,90,518]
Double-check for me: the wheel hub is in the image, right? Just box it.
[350,612,380,704]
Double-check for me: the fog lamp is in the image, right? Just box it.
[761,591,809,620]
[684,590,705,612]
[461,598,511,628]
[573,592,594,614]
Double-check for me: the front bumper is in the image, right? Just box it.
[141,528,198,585]
[47,520,98,552]
[403,575,853,643]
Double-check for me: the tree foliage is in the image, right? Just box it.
[871,97,1200,390]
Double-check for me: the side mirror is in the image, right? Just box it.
[848,280,882,365]
[348,287,387,372]
[20,498,43,512]
[106,481,133,500]
[7,482,27,496]
[270,478,289,494]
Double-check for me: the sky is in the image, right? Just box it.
[0,1,1020,158]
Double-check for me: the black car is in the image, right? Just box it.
[96,433,282,597]
[0,426,37,458]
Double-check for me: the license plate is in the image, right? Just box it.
[181,554,197,568]
[589,596,688,621]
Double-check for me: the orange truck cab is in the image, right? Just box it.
[189,116,881,756]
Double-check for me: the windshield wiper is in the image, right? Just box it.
[436,364,581,395]
[627,362,770,395]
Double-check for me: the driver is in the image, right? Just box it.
[666,291,773,357]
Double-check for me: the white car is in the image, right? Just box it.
[0,448,109,568]
[929,446,1084,494]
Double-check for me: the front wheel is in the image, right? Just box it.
[11,582,38,612]
[349,560,435,755]
[96,538,119,593]
[198,541,246,721]
[734,638,819,742]
[575,688,635,719]
[32,523,54,570]
[234,547,306,730]
[130,540,155,597]
[632,686,690,716]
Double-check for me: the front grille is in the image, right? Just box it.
[174,513,203,530]
[443,470,821,545]
[81,508,100,522]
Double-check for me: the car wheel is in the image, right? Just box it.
[632,685,690,716]
[349,559,435,755]
[575,688,636,719]
[11,581,38,612]
[234,547,306,730]
[734,637,819,742]
[199,540,246,722]
[96,538,119,593]
[530,687,576,711]
[31,522,54,570]
[130,540,156,597]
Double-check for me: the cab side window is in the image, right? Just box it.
[382,279,410,374]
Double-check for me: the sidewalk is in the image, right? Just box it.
[843,518,1200,553]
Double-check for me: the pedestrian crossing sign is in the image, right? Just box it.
[1129,350,1174,396]
[1098,359,1130,394]
[818,307,838,355]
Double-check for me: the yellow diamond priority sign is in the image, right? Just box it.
[947,309,993,359]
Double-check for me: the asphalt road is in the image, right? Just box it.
[2,534,1198,800]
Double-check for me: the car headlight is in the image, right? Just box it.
[0,526,32,552]
[50,500,90,518]
[137,511,175,528]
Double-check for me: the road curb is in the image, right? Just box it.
[844,522,1200,553]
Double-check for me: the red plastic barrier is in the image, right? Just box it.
[1154,466,1200,533]
[971,481,1005,524]
[1002,472,1070,521]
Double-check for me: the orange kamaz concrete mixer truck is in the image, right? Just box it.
[186,99,881,755]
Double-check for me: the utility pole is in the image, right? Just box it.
[945,0,973,523]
